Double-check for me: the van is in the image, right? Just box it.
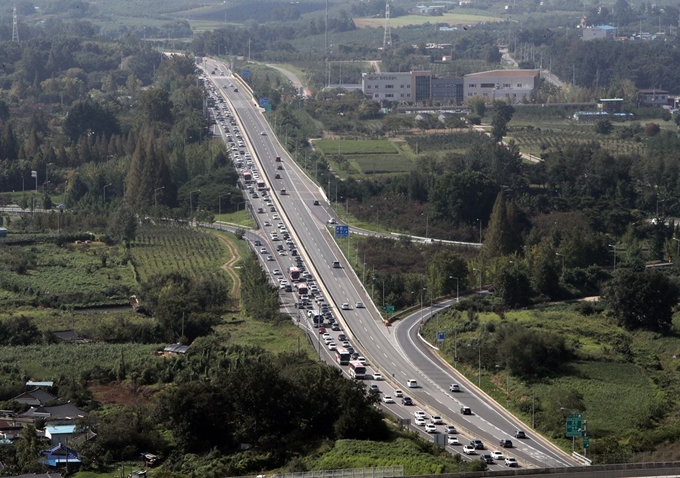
[407,379,418,388]
[332,260,341,268]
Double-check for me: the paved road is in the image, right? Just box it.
[200,58,575,469]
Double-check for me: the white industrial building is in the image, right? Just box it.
[463,69,540,104]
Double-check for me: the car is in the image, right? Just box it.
[327,218,336,224]
[382,395,395,404]
[275,156,282,162]
[470,439,484,450]
[341,341,351,348]
[499,439,513,448]
[463,445,476,455]
[338,333,346,341]
[322,333,331,340]
[460,406,472,415]
[272,269,281,275]
[324,337,333,345]
[394,390,403,398]
[266,255,275,261]
[444,425,457,434]
[331,323,340,331]
[260,131,266,135]
[425,424,437,433]
[505,457,518,467]
[259,247,267,254]
[401,396,413,405]
[327,342,336,351]
[414,410,427,419]
[491,451,504,460]
[357,356,367,365]
[355,301,365,308]
[341,303,351,310]
[414,417,426,426]
[277,165,283,170]
[313,200,320,205]
[278,251,287,256]
[274,173,281,179]
[449,384,460,392]
[350,351,359,359]
[369,383,380,392]
[430,415,443,424]
[447,436,460,445]
[263,221,271,227]
[373,373,383,381]
[407,379,418,388]
[514,430,527,439]
[318,327,326,333]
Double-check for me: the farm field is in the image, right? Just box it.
[0,241,135,308]
[129,225,232,282]
[353,12,503,28]
[314,139,414,177]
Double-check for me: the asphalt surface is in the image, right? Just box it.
[199,57,575,469]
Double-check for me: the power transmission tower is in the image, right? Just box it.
[12,5,19,42]
[383,0,392,49]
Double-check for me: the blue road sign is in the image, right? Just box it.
[438,332,445,341]
[335,225,349,238]
[241,69,251,78]
[259,97,270,106]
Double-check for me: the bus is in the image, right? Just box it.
[288,266,301,282]
[242,170,252,184]
[256,179,266,191]
[348,361,366,379]
[335,348,350,366]
[295,283,309,299]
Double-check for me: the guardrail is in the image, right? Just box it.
[229,466,404,478]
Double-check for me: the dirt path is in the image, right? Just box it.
[214,233,242,310]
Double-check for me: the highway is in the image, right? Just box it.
[199,57,575,469]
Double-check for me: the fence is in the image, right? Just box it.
[591,451,680,465]
[232,466,404,478]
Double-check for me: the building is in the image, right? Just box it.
[582,25,616,41]
[362,71,432,103]
[45,424,76,446]
[638,88,669,107]
[0,227,6,238]
[432,77,464,104]
[599,98,624,113]
[463,69,540,104]
[12,388,58,407]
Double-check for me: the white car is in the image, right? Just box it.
[327,342,336,351]
[449,384,461,392]
[445,425,457,434]
[369,383,380,392]
[425,424,437,433]
[407,379,418,388]
[505,457,518,467]
[491,451,504,460]
[263,221,271,227]
[463,445,476,455]
[341,303,351,310]
[430,415,443,425]
[260,131,266,135]
[355,301,365,308]
[414,411,427,419]
[324,337,333,344]
[394,389,403,397]
[373,373,383,381]
[357,356,367,365]
[322,333,331,340]
[447,436,460,445]
[382,395,395,404]
[272,269,281,275]
[414,417,426,426]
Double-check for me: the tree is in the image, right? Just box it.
[491,115,507,142]
[495,265,532,307]
[495,323,572,378]
[483,191,521,259]
[137,88,174,125]
[645,122,660,136]
[601,269,679,331]
[63,100,121,142]
[107,203,137,245]
[594,119,612,134]
[530,241,561,299]
[427,250,468,297]
[15,425,41,473]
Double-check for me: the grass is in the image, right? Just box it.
[217,315,312,357]
[129,225,231,282]
[214,208,255,227]
[0,307,147,334]
[314,139,415,177]
[353,12,503,28]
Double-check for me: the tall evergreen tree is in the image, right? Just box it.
[483,191,521,259]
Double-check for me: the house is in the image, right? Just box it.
[0,227,6,238]
[40,443,81,468]
[582,25,616,41]
[12,388,57,407]
[20,403,87,422]
[45,424,76,445]
[599,98,624,113]
[163,343,190,355]
[638,88,669,107]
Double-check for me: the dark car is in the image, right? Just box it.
[480,455,494,464]
[470,439,484,450]
[460,406,472,415]
[514,430,526,439]
[275,173,281,179]
[499,439,513,448]
[401,396,413,405]
[313,200,320,205]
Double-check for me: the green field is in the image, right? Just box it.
[130,225,231,282]
[354,12,503,28]
[314,139,414,177]
[0,241,136,308]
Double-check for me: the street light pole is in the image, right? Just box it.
[189,189,201,219]
[555,252,565,277]
[451,276,459,303]
[477,218,482,244]
[218,194,229,220]
[608,243,617,270]
[103,183,112,204]
[473,268,482,293]
[154,186,165,209]
[420,287,426,324]
[673,237,680,261]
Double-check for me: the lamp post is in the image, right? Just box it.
[154,186,165,209]
[473,268,482,293]
[673,237,680,260]
[46,163,52,183]
[477,218,482,244]
[103,183,112,204]
[43,180,50,193]
[555,252,565,277]
[450,276,459,303]
[218,194,229,221]
[657,198,666,217]
[608,243,617,270]
[237,201,246,227]
[189,189,201,218]
[420,287,426,324]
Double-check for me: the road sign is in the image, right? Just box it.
[437,332,445,341]
[241,69,251,78]
[384,305,395,313]
[335,225,349,238]
[566,413,583,438]
[583,436,590,449]
[259,97,270,106]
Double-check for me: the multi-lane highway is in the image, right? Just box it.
[199,57,576,470]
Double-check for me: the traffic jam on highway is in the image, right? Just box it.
[200,62,570,469]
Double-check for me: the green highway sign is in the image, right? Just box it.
[566,413,583,438]
[583,436,590,449]
[384,305,395,313]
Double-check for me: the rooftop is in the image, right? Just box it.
[464,69,540,78]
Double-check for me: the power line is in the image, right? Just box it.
[12,5,19,42]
